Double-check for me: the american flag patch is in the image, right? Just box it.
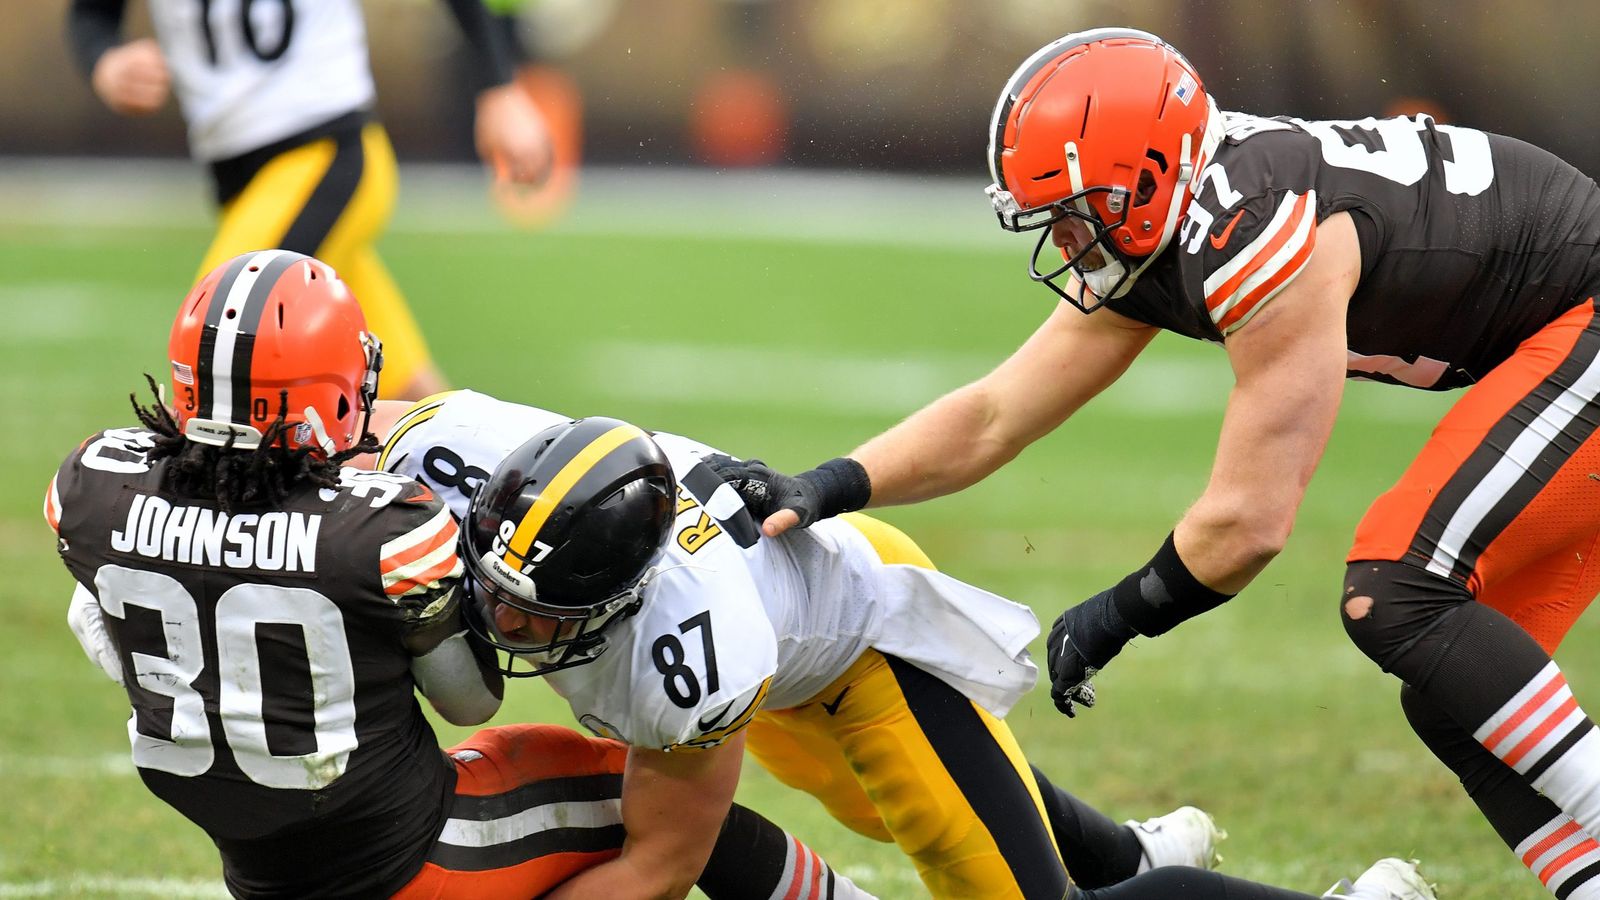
[172,361,194,385]
[1174,73,1198,105]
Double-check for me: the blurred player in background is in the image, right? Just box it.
[712,26,1600,899]
[65,0,553,400]
[43,250,877,900]
[368,389,1431,900]
[484,0,584,227]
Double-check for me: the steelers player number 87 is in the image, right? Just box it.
[652,611,720,708]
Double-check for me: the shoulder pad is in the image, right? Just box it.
[376,391,460,472]
[374,491,463,605]
[1179,184,1318,338]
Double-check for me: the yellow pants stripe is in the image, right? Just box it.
[198,124,432,397]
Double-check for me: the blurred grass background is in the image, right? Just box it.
[0,164,1580,898]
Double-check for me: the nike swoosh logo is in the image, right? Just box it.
[1210,210,1244,250]
[820,686,849,716]
[697,704,735,733]
[405,483,436,504]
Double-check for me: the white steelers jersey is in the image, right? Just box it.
[380,390,1041,750]
[147,0,375,161]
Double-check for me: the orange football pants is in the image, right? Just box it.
[1350,299,1600,653]
[392,723,628,900]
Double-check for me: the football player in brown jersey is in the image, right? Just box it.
[709,26,1600,899]
[44,249,875,900]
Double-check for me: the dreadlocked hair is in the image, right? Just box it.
[131,374,381,512]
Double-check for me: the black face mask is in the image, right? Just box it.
[990,184,1136,313]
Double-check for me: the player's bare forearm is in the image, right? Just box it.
[546,738,744,900]
[543,853,685,900]
[849,383,1015,506]
[855,300,1156,508]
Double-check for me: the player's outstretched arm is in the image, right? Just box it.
[1045,212,1361,716]
[437,0,553,186]
[544,736,746,900]
[711,299,1156,537]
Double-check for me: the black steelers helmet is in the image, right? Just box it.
[462,417,676,675]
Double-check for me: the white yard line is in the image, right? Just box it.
[0,876,228,898]
[584,339,1451,423]
[0,158,1010,250]
[0,753,134,779]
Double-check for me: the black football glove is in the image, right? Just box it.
[702,454,797,522]
[702,454,871,529]
[1047,589,1136,717]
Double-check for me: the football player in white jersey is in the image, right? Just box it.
[368,390,1425,900]
[65,0,551,400]
[45,250,882,900]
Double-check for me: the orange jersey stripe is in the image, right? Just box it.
[43,474,61,533]
[1215,226,1316,333]
[1205,191,1312,316]
[385,553,463,597]
[381,515,459,576]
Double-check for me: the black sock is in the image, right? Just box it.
[1031,764,1144,887]
[1073,867,1317,900]
[699,802,868,900]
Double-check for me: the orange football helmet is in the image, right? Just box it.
[986,28,1224,311]
[168,249,382,454]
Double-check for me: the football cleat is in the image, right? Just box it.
[1322,858,1437,900]
[1127,805,1226,872]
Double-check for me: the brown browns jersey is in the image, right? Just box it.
[1108,113,1600,389]
[45,427,465,899]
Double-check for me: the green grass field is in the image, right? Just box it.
[0,167,1582,898]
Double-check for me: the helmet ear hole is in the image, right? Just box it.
[1134,168,1159,207]
[337,396,350,420]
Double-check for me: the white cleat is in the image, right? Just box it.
[1322,858,1438,900]
[1126,805,1227,872]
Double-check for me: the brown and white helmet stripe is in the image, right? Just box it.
[187,249,305,448]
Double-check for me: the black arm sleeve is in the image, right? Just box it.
[439,0,516,93]
[66,0,128,83]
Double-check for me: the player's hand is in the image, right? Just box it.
[1047,591,1132,717]
[476,82,553,187]
[702,454,819,538]
[91,38,171,117]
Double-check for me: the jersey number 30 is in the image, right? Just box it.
[95,563,357,790]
